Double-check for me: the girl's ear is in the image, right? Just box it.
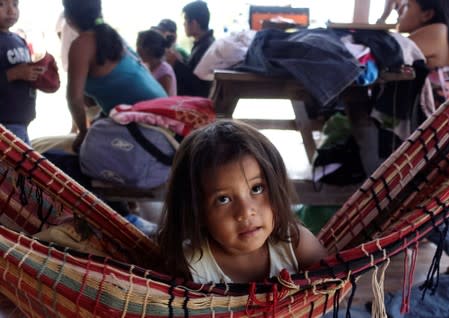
[421,8,435,24]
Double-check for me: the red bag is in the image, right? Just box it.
[30,53,60,93]
[111,96,216,136]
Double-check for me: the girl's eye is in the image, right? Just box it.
[216,196,230,205]
[251,184,264,195]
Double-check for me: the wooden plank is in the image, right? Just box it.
[291,179,360,205]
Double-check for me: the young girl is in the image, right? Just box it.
[157,120,327,283]
[397,0,449,70]
[136,29,177,96]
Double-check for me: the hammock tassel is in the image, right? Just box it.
[370,258,390,318]
[420,219,448,299]
[401,242,418,314]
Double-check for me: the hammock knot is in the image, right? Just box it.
[276,268,299,291]
[312,278,346,295]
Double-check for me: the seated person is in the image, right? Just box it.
[63,0,167,152]
[397,0,449,108]
[396,0,449,70]
[136,29,177,96]
[157,120,327,283]
[156,18,189,63]
[165,1,215,97]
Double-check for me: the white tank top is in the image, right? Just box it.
[184,239,299,284]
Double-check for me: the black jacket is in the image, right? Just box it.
[174,30,215,97]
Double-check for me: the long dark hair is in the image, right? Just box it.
[416,0,449,24]
[157,120,300,280]
[416,0,449,42]
[62,0,123,65]
[136,29,171,59]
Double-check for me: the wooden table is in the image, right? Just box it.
[209,68,415,205]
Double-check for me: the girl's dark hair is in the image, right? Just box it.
[63,0,123,65]
[136,29,171,59]
[157,120,300,280]
[416,0,449,44]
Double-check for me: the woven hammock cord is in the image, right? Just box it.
[307,300,314,318]
[322,293,329,317]
[345,275,357,318]
[92,258,111,317]
[332,288,341,318]
[370,257,390,318]
[121,265,136,318]
[168,279,176,317]
[271,284,278,317]
[141,271,152,318]
[75,254,94,317]
[182,285,190,318]
[36,244,54,318]
[400,241,418,314]
[420,216,449,299]
[51,249,69,314]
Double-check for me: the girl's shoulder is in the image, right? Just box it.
[410,23,449,69]
[414,23,447,37]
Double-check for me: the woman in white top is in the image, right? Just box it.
[397,0,449,70]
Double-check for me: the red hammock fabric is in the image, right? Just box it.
[0,102,448,316]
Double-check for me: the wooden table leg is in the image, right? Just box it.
[291,100,320,163]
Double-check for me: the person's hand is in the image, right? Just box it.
[165,48,182,66]
[71,130,87,153]
[377,0,402,23]
[7,64,46,82]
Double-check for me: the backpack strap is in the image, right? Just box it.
[126,122,173,166]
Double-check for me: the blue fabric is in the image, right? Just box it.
[323,307,371,318]
[85,51,167,114]
[385,275,449,317]
[5,124,30,145]
[356,60,379,86]
[236,28,363,106]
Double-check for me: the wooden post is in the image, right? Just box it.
[353,0,371,23]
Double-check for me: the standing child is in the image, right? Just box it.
[136,29,177,96]
[0,0,45,144]
[157,120,327,283]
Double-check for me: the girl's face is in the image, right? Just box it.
[202,155,274,257]
[0,0,19,32]
[397,0,434,33]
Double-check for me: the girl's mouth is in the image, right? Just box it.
[238,226,261,237]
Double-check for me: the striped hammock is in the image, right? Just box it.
[1,102,449,317]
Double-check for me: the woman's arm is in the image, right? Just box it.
[377,0,401,23]
[294,225,328,270]
[66,33,95,151]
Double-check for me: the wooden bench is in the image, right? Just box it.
[91,180,166,202]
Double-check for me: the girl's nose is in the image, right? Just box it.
[236,201,256,222]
